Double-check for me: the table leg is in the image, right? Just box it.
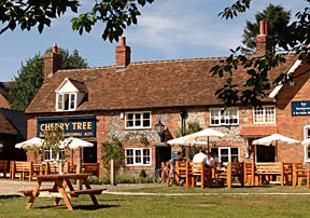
[52,183,61,206]
[55,179,73,211]
[26,181,42,209]
[83,178,99,206]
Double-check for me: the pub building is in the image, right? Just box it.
[26,21,310,176]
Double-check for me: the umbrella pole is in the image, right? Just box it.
[207,137,210,152]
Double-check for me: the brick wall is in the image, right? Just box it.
[276,64,310,163]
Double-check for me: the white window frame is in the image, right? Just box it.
[209,107,239,126]
[125,111,151,129]
[56,92,77,111]
[253,106,276,124]
[210,147,240,164]
[304,125,310,162]
[125,148,152,166]
[43,148,65,162]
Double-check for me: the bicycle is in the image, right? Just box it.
[167,159,185,187]
[152,168,163,184]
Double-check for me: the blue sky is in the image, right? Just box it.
[0,0,307,81]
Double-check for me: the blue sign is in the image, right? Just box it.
[37,116,96,138]
[292,101,310,116]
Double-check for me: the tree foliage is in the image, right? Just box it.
[241,4,291,54]
[9,47,88,111]
[212,0,310,107]
[0,0,154,42]
[101,135,124,169]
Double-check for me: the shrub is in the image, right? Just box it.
[139,169,147,178]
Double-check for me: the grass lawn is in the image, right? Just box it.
[1,185,310,218]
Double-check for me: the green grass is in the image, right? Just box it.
[1,186,310,218]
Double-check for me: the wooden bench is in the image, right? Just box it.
[69,188,106,197]
[185,162,212,190]
[175,161,186,185]
[292,163,308,188]
[11,161,33,182]
[0,160,8,178]
[82,163,100,177]
[256,162,284,186]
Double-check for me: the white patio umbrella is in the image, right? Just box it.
[15,137,44,149]
[302,138,310,145]
[167,128,225,151]
[252,133,300,146]
[60,137,94,149]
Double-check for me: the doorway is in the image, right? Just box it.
[83,143,97,163]
[155,146,171,169]
[256,145,275,162]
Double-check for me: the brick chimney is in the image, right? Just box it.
[256,20,269,56]
[43,43,62,81]
[115,36,131,68]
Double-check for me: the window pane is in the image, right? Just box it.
[64,94,69,110]
[231,148,239,155]
[70,94,75,109]
[44,150,50,161]
[127,121,133,127]
[126,149,133,156]
[143,120,150,127]
[135,120,141,127]
[221,156,229,163]
[307,128,310,138]
[143,113,150,119]
[57,95,63,110]
[127,157,133,165]
[135,113,141,120]
[221,148,228,155]
[127,114,134,120]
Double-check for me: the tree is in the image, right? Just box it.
[9,48,88,111]
[211,0,310,107]
[0,0,154,42]
[241,4,291,54]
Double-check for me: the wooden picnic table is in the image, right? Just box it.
[18,173,105,211]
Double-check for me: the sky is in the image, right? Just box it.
[0,0,307,81]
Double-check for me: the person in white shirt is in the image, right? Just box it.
[192,149,208,164]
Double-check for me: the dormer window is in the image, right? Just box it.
[55,78,87,112]
[57,93,77,111]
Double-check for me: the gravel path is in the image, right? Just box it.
[0,179,161,196]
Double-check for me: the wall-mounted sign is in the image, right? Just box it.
[37,116,96,138]
[292,101,310,116]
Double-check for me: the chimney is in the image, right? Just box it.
[255,20,269,56]
[115,36,131,68]
[43,43,62,81]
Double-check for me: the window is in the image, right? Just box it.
[43,149,65,162]
[125,148,151,166]
[210,147,240,164]
[125,112,151,129]
[209,107,239,126]
[304,126,310,162]
[253,106,276,124]
[56,93,77,111]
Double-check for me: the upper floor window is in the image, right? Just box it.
[43,148,65,162]
[125,112,151,129]
[253,106,276,124]
[55,78,87,112]
[209,107,239,126]
[56,93,77,111]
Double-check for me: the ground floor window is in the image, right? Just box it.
[43,148,65,162]
[125,148,151,166]
[304,126,310,162]
[210,147,239,164]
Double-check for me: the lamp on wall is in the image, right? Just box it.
[155,120,166,142]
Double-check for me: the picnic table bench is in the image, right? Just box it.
[18,173,106,211]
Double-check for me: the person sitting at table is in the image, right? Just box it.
[193,149,208,164]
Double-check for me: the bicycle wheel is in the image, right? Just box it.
[152,169,162,184]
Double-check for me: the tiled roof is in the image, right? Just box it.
[26,55,297,113]
[0,112,18,135]
[0,81,12,100]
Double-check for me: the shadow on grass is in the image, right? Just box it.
[0,194,21,199]
[35,204,119,211]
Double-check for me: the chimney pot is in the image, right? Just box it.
[120,37,126,46]
[52,43,58,53]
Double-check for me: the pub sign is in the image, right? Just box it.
[37,116,96,138]
[291,101,310,116]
